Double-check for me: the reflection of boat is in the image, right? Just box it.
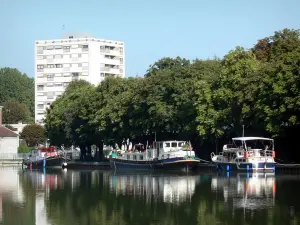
[22,169,69,191]
[110,141,200,171]
[22,147,67,169]
[211,137,276,172]
[211,173,276,209]
[108,172,201,204]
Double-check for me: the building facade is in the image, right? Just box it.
[34,34,125,123]
[0,106,19,155]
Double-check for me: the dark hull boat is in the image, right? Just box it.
[22,146,67,169]
[23,156,67,169]
[109,141,201,171]
[110,157,199,171]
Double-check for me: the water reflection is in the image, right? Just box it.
[109,172,201,204]
[211,173,276,210]
[0,168,299,225]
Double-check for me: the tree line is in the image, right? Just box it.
[45,28,300,161]
[0,68,46,151]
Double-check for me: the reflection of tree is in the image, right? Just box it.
[17,170,300,225]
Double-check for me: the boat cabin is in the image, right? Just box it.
[119,140,194,161]
[221,137,275,158]
[27,146,58,161]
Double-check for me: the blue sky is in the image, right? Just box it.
[0,0,299,78]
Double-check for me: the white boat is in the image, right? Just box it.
[109,140,200,171]
[211,137,276,172]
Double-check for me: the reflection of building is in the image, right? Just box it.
[211,173,276,209]
[0,167,24,222]
[108,173,200,204]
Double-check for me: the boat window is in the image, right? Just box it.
[153,142,156,149]
[140,155,143,160]
[133,155,137,160]
[165,143,170,147]
[148,151,152,158]
[171,142,177,148]
[127,155,130,160]
[159,143,163,148]
[178,142,184,147]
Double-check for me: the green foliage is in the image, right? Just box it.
[2,100,32,124]
[254,29,300,135]
[0,68,34,119]
[21,124,46,147]
[44,28,300,158]
[18,140,33,153]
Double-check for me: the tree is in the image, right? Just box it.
[195,47,261,139]
[21,124,46,147]
[2,100,32,124]
[0,68,34,119]
[254,29,300,135]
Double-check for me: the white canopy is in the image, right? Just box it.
[232,137,274,141]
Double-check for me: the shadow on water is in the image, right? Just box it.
[0,167,300,225]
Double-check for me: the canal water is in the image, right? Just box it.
[0,167,299,225]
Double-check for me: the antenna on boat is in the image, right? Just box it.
[242,125,245,137]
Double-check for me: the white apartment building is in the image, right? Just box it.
[34,33,125,123]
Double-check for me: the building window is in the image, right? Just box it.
[78,54,82,58]
[55,64,63,68]
[55,83,63,87]
[82,45,88,52]
[63,46,70,52]
[72,73,79,80]
[54,55,62,59]
[37,85,44,91]
[47,92,55,99]
[63,73,70,77]
[120,69,123,73]
[120,47,123,52]
[37,46,44,51]
[47,74,54,81]
[46,46,54,50]
[63,82,69,87]
[37,104,44,109]
[78,63,82,67]
[54,45,62,49]
[100,73,105,77]
[120,58,123,64]
[37,65,44,72]
[47,64,54,68]
[37,55,44,60]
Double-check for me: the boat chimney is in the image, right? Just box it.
[0,106,3,126]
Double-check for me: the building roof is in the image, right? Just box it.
[0,126,18,137]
